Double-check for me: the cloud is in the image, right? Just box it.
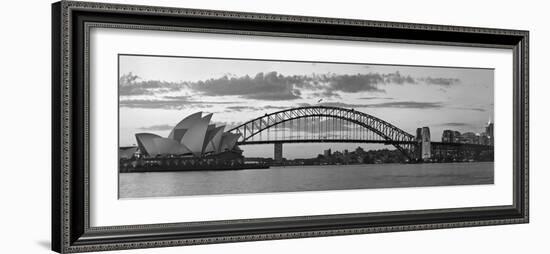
[452,106,487,112]
[161,95,191,100]
[418,77,460,86]
[189,72,303,101]
[224,105,291,112]
[119,73,185,96]
[466,107,486,112]
[164,96,237,105]
[316,101,443,109]
[120,96,238,109]
[325,74,386,93]
[186,71,454,100]
[119,99,211,109]
[119,71,461,101]
[192,71,417,100]
[138,124,174,131]
[366,101,444,109]
[359,96,394,100]
[139,121,245,132]
[315,71,416,95]
[385,71,417,84]
[263,105,290,110]
[311,90,342,99]
[296,103,314,107]
[436,122,472,127]
[210,121,244,130]
[225,106,261,112]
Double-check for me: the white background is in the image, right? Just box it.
[0,0,547,253]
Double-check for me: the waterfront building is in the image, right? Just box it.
[486,122,494,145]
[461,132,477,144]
[452,131,461,143]
[479,133,490,145]
[442,130,451,143]
[441,124,493,146]
[442,130,452,143]
[133,112,241,158]
[323,148,332,157]
[442,130,462,143]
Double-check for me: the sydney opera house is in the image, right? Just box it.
[136,112,241,158]
[119,112,249,172]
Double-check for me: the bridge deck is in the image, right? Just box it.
[238,140,493,149]
[238,139,418,145]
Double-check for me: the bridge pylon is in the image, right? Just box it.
[274,142,283,164]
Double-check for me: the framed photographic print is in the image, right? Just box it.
[51,1,529,253]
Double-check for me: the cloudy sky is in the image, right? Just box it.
[119,54,494,159]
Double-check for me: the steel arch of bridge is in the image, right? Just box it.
[228,106,418,160]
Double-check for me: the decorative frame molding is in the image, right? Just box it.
[52,1,529,253]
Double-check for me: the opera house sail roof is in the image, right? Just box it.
[134,112,241,158]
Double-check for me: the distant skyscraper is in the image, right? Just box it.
[461,132,477,144]
[485,122,494,145]
[442,130,453,142]
[324,148,332,157]
[452,131,461,143]
[421,127,431,160]
[343,149,350,164]
[442,130,463,143]
[479,133,489,145]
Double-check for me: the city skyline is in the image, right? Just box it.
[119,54,494,159]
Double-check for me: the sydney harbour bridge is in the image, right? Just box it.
[228,106,493,163]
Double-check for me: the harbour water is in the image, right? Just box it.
[119,162,493,198]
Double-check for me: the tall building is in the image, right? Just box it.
[440,122,493,146]
[343,149,350,164]
[479,133,489,145]
[452,131,461,143]
[461,132,477,144]
[442,130,460,143]
[485,122,494,145]
[323,148,332,157]
[421,127,431,160]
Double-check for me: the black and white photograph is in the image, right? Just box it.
[118,54,495,198]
